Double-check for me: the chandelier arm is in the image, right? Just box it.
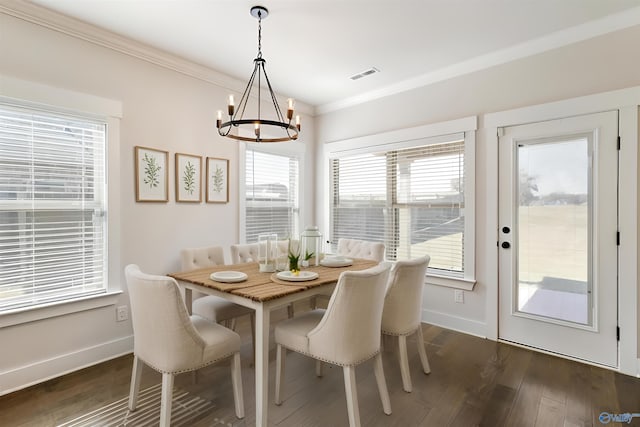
[261,64,288,124]
[236,61,260,122]
[257,62,261,122]
[285,126,296,139]
[218,122,233,136]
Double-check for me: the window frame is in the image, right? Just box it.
[323,116,477,290]
[239,141,305,244]
[0,77,122,327]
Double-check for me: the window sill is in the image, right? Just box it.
[425,274,476,291]
[0,291,122,328]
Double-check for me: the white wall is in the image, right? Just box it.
[317,25,640,346]
[0,10,314,394]
[2,7,640,393]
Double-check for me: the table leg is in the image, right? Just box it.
[184,288,193,314]
[255,304,270,427]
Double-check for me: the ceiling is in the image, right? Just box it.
[26,0,640,112]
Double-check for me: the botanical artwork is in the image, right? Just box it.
[175,153,202,202]
[143,153,162,188]
[212,165,224,193]
[206,157,229,203]
[184,162,197,193]
[135,146,168,202]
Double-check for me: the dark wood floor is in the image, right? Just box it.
[2,306,640,426]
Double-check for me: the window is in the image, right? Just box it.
[0,103,107,312]
[243,147,300,242]
[326,119,476,283]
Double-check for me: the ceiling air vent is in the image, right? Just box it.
[349,67,380,81]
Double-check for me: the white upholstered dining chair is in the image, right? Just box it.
[337,238,386,262]
[381,255,431,392]
[181,246,254,338]
[230,240,294,264]
[274,263,392,427]
[229,243,260,264]
[125,264,244,427]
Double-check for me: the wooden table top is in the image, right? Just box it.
[168,259,378,302]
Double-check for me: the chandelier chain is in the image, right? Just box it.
[257,11,262,59]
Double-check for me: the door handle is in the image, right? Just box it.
[501,242,511,249]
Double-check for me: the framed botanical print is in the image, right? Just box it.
[206,157,229,203]
[135,146,169,202]
[175,153,202,203]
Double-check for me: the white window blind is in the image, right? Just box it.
[245,148,299,242]
[0,104,107,311]
[330,137,465,277]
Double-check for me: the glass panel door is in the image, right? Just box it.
[516,138,591,325]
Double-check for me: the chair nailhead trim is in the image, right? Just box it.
[138,350,238,375]
[381,327,418,337]
[279,345,380,367]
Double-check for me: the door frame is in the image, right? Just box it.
[484,86,640,375]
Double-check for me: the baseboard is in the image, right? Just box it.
[422,308,487,339]
[0,335,134,396]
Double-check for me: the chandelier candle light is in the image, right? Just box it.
[217,6,301,143]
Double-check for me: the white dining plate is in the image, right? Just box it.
[210,271,248,283]
[276,271,319,282]
[320,257,353,268]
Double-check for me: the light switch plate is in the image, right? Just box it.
[116,305,128,322]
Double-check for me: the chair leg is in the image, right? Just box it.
[398,335,412,392]
[310,296,317,309]
[128,356,144,411]
[315,360,323,377]
[229,318,237,331]
[230,352,245,419]
[275,344,285,405]
[343,366,361,427]
[416,326,431,374]
[373,353,392,415]
[159,373,174,427]
[287,303,294,318]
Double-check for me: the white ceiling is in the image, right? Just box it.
[26,0,640,112]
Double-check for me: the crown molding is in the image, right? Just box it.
[317,5,640,115]
[0,0,315,116]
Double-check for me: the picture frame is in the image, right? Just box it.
[206,157,229,203]
[135,146,169,202]
[175,153,202,203]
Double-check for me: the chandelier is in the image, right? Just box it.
[217,6,300,143]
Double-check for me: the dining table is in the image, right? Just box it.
[168,258,378,427]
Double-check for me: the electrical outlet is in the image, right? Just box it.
[454,290,464,304]
[116,305,128,322]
